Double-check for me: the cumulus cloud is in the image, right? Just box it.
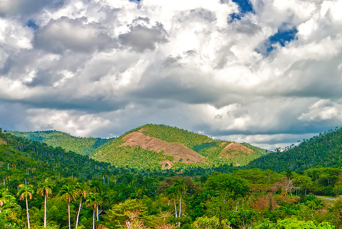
[0,0,65,17]
[27,108,111,137]
[1,0,342,149]
[35,17,115,53]
[119,18,168,52]
[299,100,342,122]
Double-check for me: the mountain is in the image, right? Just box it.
[9,130,112,156]
[0,130,116,184]
[247,127,342,172]
[91,124,269,169]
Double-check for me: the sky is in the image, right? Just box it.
[1,0,342,150]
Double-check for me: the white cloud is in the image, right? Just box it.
[1,0,342,149]
[27,109,110,137]
[35,17,114,53]
[299,99,342,121]
[0,18,33,51]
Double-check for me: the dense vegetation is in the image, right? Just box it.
[0,128,342,228]
[9,131,111,156]
[248,127,342,172]
[92,124,269,169]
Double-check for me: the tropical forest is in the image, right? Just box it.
[0,124,341,228]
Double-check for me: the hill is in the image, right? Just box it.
[0,130,118,183]
[0,129,339,229]
[92,124,269,169]
[9,130,112,156]
[247,127,342,172]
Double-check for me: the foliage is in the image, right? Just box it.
[9,130,112,156]
[0,127,341,228]
[248,127,342,172]
[92,124,269,170]
[205,173,250,199]
[191,216,220,229]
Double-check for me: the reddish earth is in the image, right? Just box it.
[219,142,253,159]
[220,142,228,147]
[120,132,204,165]
[0,138,6,145]
[252,195,278,211]
[161,160,173,169]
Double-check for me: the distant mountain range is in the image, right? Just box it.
[7,125,342,171]
[9,124,269,170]
[9,130,112,156]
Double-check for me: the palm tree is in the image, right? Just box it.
[0,189,8,213]
[0,189,14,213]
[90,180,102,220]
[37,178,53,228]
[59,185,75,229]
[85,193,103,229]
[0,189,21,224]
[75,182,89,229]
[165,186,178,218]
[18,184,34,229]
[173,179,187,227]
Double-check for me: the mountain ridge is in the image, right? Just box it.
[7,124,269,170]
[91,124,269,169]
[247,127,342,172]
[9,130,112,156]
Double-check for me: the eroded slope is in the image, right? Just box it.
[121,131,204,164]
[92,124,269,169]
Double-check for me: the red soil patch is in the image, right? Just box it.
[252,195,278,211]
[120,132,204,165]
[219,142,228,147]
[219,142,253,159]
[0,138,6,145]
[161,160,173,169]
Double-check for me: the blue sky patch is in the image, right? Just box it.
[228,0,254,22]
[232,0,254,13]
[27,20,39,30]
[257,26,298,54]
[269,27,298,47]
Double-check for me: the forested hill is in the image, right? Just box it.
[92,124,269,169]
[9,130,112,156]
[0,130,115,182]
[1,128,342,228]
[247,127,342,172]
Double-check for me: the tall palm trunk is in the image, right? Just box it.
[174,200,177,217]
[93,208,96,229]
[179,198,181,217]
[97,205,99,221]
[75,197,82,229]
[26,197,31,229]
[178,198,181,228]
[68,202,71,229]
[44,195,47,228]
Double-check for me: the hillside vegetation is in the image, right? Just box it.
[248,127,342,172]
[1,128,342,228]
[92,124,269,169]
[0,131,114,180]
[9,130,111,156]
